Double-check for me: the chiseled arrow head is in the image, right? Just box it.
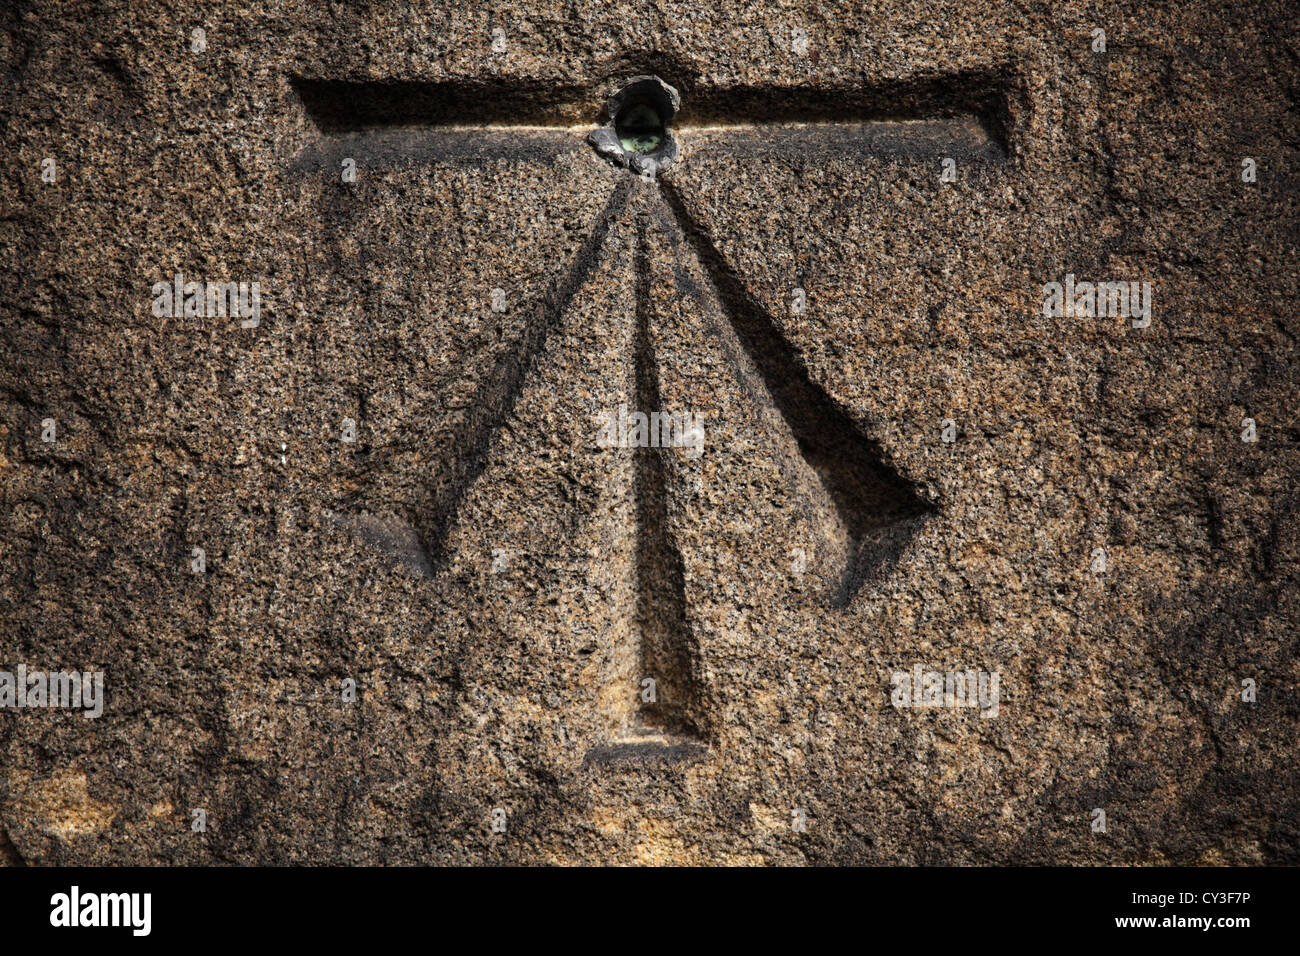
[290,67,1013,764]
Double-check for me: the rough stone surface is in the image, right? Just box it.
[1,0,1297,865]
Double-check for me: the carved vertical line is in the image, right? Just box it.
[632,209,703,740]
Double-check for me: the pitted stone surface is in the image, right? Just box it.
[1,0,1297,865]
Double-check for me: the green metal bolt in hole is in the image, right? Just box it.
[615,102,665,155]
[588,76,680,171]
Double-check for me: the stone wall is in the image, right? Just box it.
[1,0,1296,864]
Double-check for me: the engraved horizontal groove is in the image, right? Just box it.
[290,68,1017,153]
[674,70,1015,155]
[680,116,1006,162]
[287,128,584,172]
[676,70,1012,125]
[291,77,591,130]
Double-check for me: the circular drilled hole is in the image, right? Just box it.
[615,101,665,155]
[610,78,676,161]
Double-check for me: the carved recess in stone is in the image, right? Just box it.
[290,70,1011,763]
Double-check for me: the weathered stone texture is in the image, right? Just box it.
[1,0,1297,864]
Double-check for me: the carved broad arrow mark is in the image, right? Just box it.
[290,68,1010,764]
